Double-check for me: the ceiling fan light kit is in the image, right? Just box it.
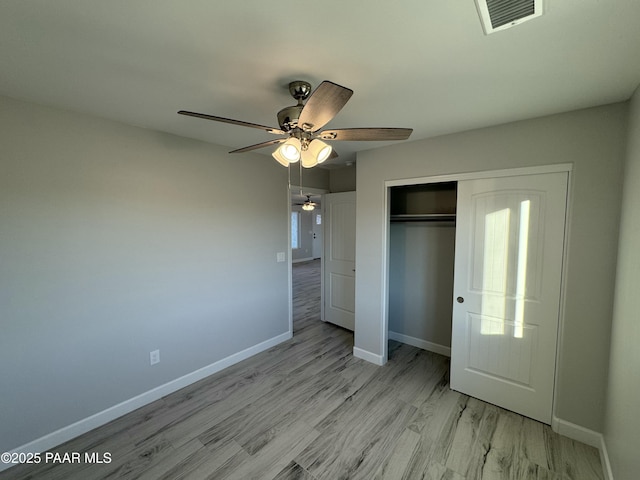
[300,139,332,168]
[272,137,301,166]
[272,137,332,168]
[297,195,317,211]
[179,79,413,168]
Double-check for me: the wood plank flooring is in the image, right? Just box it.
[1,259,603,479]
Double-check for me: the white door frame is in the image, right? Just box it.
[381,164,573,417]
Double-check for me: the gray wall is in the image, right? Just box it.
[289,164,330,191]
[355,103,627,432]
[0,95,290,452]
[604,87,640,477]
[388,223,455,348]
[329,164,357,192]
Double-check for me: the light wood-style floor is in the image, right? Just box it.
[1,259,603,480]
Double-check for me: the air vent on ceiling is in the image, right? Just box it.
[475,0,543,34]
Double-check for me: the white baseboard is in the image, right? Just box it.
[552,416,612,480]
[388,331,451,357]
[292,257,314,264]
[599,435,614,480]
[353,346,385,366]
[0,331,292,473]
[551,416,601,447]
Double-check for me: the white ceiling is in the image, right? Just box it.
[1,1,639,167]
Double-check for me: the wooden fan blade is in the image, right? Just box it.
[178,110,284,135]
[229,138,286,154]
[297,81,353,132]
[319,127,413,141]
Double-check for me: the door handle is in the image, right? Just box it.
[456,296,464,303]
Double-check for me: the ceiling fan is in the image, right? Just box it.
[295,195,317,211]
[178,80,413,168]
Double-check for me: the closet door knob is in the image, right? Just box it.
[456,296,464,303]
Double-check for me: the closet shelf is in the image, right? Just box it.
[390,213,456,223]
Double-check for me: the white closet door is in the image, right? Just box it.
[451,172,568,423]
[323,191,356,331]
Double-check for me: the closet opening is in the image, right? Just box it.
[387,181,457,359]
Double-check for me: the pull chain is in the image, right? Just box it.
[299,157,303,197]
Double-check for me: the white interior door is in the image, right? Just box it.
[323,191,356,331]
[312,211,323,259]
[451,172,568,424]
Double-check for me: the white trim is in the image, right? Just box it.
[551,416,601,448]
[551,416,612,480]
[599,435,615,480]
[551,169,573,424]
[353,346,385,366]
[0,331,292,472]
[381,185,391,362]
[385,163,573,189]
[388,331,451,357]
[287,185,294,339]
[320,200,325,321]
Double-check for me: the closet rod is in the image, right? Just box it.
[390,213,456,223]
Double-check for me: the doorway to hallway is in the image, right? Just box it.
[292,259,321,333]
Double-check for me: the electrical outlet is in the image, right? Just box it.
[150,349,160,365]
[276,252,286,262]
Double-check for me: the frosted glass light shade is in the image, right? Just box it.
[301,150,317,168]
[301,140,332,168]
[272,138,301,166]
[309,139,332,164]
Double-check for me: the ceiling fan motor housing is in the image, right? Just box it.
[277,104,303,132]
[288,81,312,101]
[277,81,312,131]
